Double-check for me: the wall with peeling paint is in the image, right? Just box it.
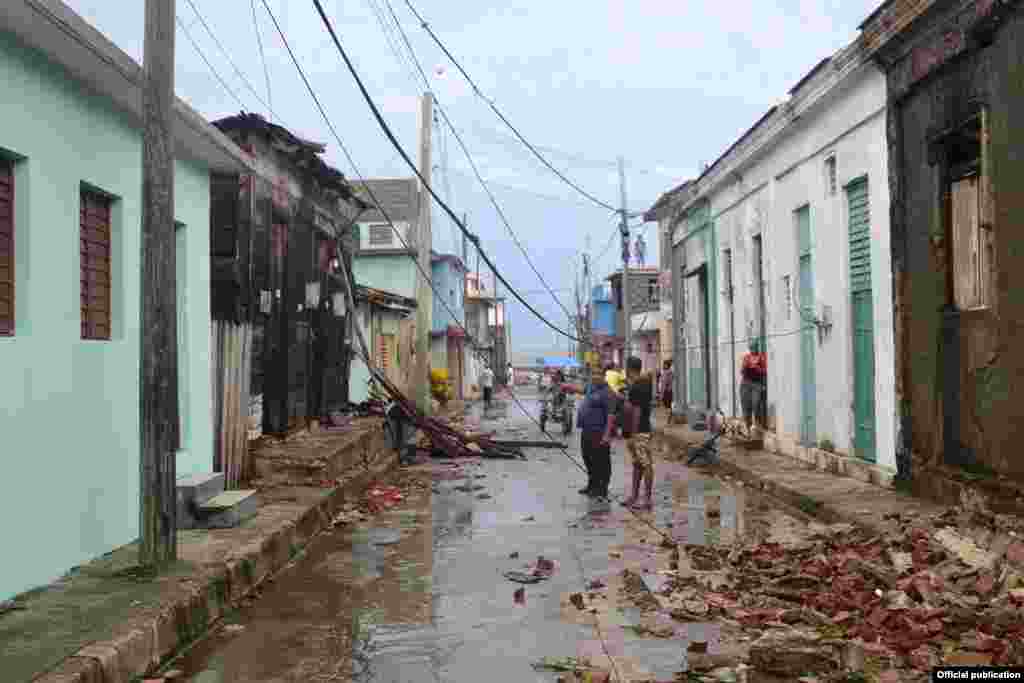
[884,1,1024,477]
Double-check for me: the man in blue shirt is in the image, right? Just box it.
[575,366,618,499]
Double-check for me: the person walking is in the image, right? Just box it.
[740,339,767,430]
[479,364,495,410]
[575,366,617,500]
[622,357,655,510]
[660,360,674,411]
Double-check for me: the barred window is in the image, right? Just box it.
[0,160,14,336]
[80,190,112,340]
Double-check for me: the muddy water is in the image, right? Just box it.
[167,396,789,682]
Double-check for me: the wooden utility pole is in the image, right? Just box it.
[619,156,631,365]
[414,92,434,415]
[139,0,178,567]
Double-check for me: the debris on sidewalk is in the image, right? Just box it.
[504,556,559,584]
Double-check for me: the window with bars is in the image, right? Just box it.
[80,189,113,340]
[368,224,392,246]
[0,160,14,336]
[825,155,837,196]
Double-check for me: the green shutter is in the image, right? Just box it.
[847,177,876,462]
[796,205,816,446]
[847,179,871,293]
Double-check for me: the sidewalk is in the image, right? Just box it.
[653,418,943,534]
[1,418,399,683]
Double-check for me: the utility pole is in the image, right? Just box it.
[139,0,178,567]
[414,92,434,415]
[618,156,631,365]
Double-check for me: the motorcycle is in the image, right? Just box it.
[539,383,575,435]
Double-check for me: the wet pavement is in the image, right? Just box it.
[162,392,743,683]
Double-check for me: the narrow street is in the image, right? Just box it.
[155,390,845,683]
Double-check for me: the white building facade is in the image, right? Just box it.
[670,38,897,470]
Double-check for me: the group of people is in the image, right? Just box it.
[574,357,657,510]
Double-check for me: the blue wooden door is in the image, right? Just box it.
[796,206,816,446]
[847,178,876,462]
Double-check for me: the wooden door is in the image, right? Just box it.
[847,178,876,462]
[796,206,817,446]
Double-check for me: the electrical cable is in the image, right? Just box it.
[183,0,279,119]
[309,0,581,343]
[259,0,676,553]
[250,0,274,123]
[400,0,619,214]
[175,14,246,110]
[379,0,576,326]
[444,168,610,209]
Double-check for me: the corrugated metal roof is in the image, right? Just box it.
[355,178,420,223]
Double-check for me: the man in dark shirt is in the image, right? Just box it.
[575,366,617,500]
[622,356,655,510]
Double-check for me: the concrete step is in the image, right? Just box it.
[176,473,226,530]
[195,490,259,529]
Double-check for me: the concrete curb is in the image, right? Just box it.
[33,451,399,683]
[653,428,884,535]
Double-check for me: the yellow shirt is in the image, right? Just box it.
[605,369,626,394]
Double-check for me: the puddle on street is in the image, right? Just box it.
[165,397,713,683]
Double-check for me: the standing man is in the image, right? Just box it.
[740,339,767,430]
[623,357,655,510]
[660,360,674,411]
[575,366,617,500]
[479,364,495,411]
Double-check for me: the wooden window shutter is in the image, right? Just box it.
[951,175,981,310]
[80,190,113,340]
[0,161,13,336]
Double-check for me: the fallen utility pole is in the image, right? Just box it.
[139,0,178,567]
[488,439,569,450]
[332,233,525,462]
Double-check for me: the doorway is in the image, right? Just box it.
[796,205,817,446]
[846,178,877,462]
[684,264,711,414]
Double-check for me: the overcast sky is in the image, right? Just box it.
[65,0,879,354]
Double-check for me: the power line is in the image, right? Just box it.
[309,0,580,343]
[462,120,696,182]
[250,1,654,551]
[250,0,274,122]
[445,167,612,209]
[400,0,619,214]
[175,14,246,110]
[182,0,278,119]
[364,0,422,91]
[379,0,575,326]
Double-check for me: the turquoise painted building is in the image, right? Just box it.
[350,178,422,403]
[0,0,251,601]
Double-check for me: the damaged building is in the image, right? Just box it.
[863,0,1024,479]
[209,113,368,484]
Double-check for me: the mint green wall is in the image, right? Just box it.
[353,254,417,300]
[0,33,214,600]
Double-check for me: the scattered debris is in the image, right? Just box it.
[503,571,546,584]
[476,493,492,500]
[514,587,525,605]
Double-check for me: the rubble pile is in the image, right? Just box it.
[624,502,1024,681]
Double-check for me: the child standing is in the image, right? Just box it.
[622,356,655,511]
